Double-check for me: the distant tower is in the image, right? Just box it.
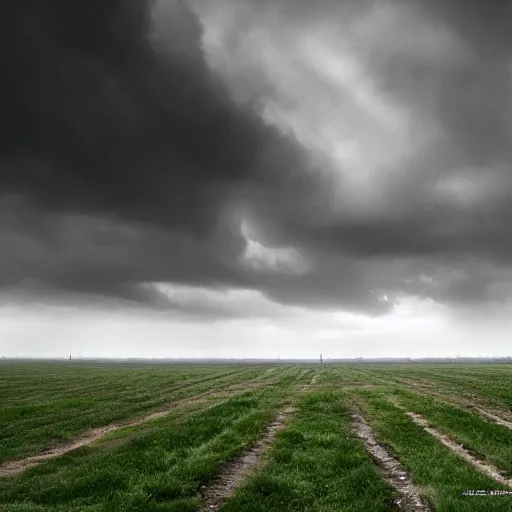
[320,354,323,364]
[69,354,72,360]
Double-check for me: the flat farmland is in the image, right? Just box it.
[2,362,512,511]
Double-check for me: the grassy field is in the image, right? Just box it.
[2,361,512,511]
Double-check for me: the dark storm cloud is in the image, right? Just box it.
[2,0,512,316]
[370,0,512,167]
[1,0,336,230]
[0,0,265,231]
[324,0,512,265]
[0,0,337,310]
[229,0,512,309]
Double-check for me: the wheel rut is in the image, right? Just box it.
[200,406,295,511]
[352,411,432,511]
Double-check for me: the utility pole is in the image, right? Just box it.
[320,353,323,364]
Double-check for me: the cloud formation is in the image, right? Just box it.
[2,0,512,318]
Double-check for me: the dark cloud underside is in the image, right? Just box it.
[1,0,512,317]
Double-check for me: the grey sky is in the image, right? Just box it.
[1,0,511,357]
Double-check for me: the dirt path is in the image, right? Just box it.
[0,424,125,477]
[352,412,432,511]
[0,382,270,478]
[0,402,211,478]
[406,412,512,488]
[300,373,318,392]
[200,406,295,511]
[391,386,512,430]
[472,407,512,430]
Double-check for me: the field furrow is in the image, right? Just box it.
[352,410,431,511]
[405,411,512,488]
[200,406,296,511]
[3,361,512,511]
[220,390,398,512]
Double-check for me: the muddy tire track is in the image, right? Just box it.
[352,411,432,511]
[200,406,295,511]
[406,411,512,488]
[0,383,270,478]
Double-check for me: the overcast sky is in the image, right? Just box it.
[1,0,512,359]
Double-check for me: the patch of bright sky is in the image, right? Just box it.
[239,219,309,275]
[2,293,512,359]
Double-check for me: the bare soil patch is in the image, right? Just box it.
[352,412,432,511]
[406,411,512,488]
[200,406,295,511]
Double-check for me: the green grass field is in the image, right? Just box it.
[2,361,512,511]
